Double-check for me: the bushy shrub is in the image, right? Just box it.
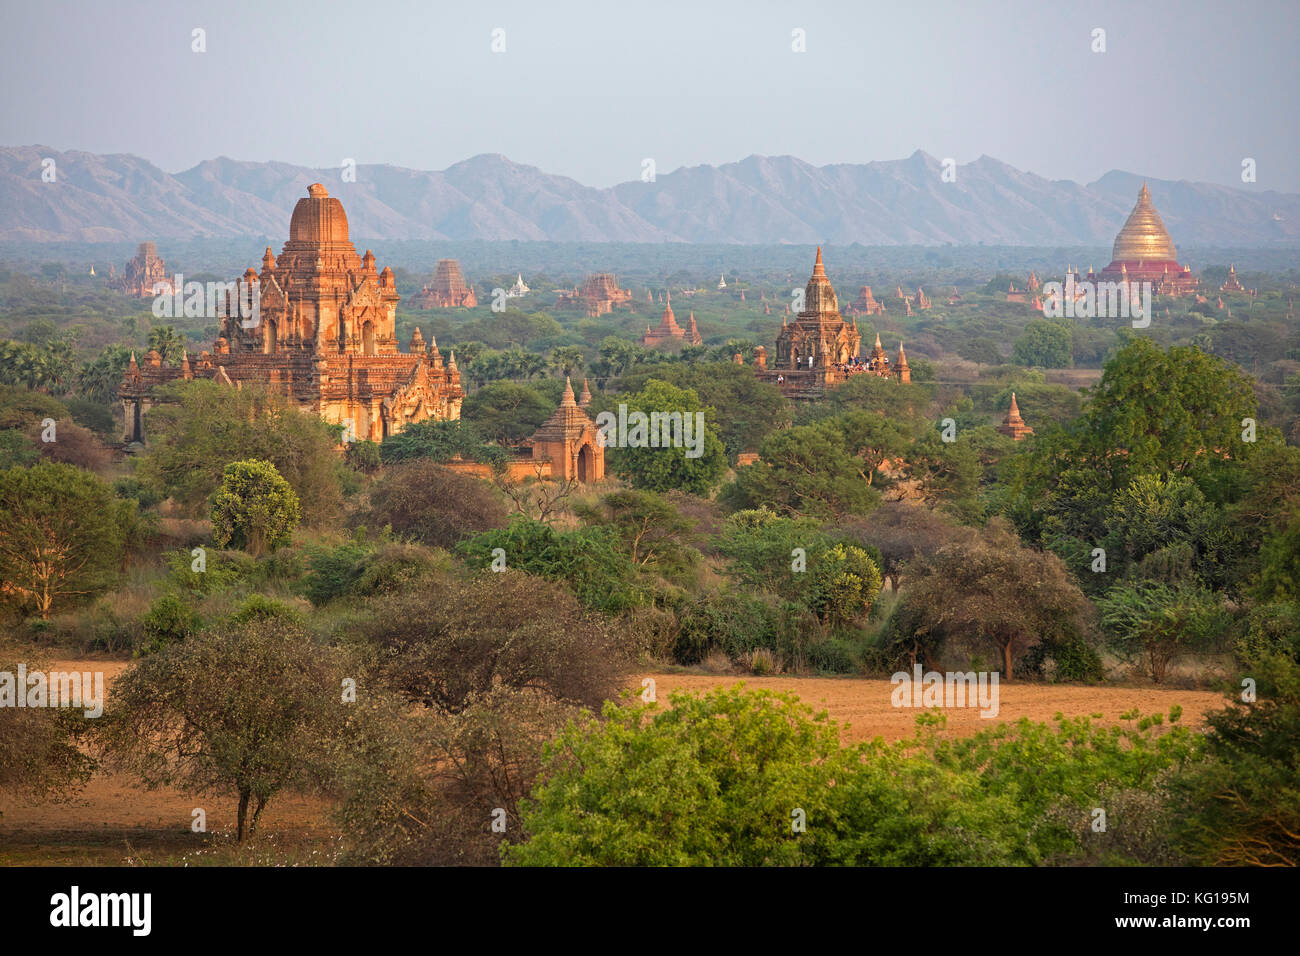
[457,516,651,614]
[353,570,627,714]
[358,460,507,549]
[1020,633,1105,683]
[141,593,201,654]
[301,541,373,606]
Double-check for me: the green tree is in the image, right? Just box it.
[1012,318,1072,368]
[723,419,879,519]
[98,615,347,841]
[147,325,187,365]
[210,459,301,557]
[603,380,727,495]
[504,686,849,866]
[461,381,554,444]
[0,463,132,617]
[901,520,1093,679]
[379,418,505,466]
[138,380,343,525]
[1095,583,1227,683]
[548,346,586,379]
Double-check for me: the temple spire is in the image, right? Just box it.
[813,245,826,277]
[561,376,576,407]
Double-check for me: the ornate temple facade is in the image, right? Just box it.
[557,273,633,316]
[120,184,463,445]
[119,241,172,297]
[413,258,477,308]
[1096,183,1198,295]
[757,249,914,399]
[642,295,703,348]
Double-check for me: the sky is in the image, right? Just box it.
[2,0,1298,190]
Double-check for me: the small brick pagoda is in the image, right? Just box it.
[642,294,703,348]
[997,392,1034,441]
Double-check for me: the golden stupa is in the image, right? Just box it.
[1097,182,1198,295]
[1112,182,1178,262]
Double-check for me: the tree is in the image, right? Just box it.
[1004,338,1261,549]
[575,489,697,575]
[359,460,507,549]
[1173,648,1300,865]
[0,463,131,617]
[147,325,187,365]
[841,500,958,591]
[722,419,878,519]
[1096,583,1227,683]
[461,381,553,444]
[1104,474,1238,588]
[615,361,791,460]
[138,380,343,525]
[548,346,585,379]
[379,418,505,466]
[457,516,651,613]
[504,686,849,866]
[98,615,347,841]
[210,459,301,558]
[355,571,627,714]
[1012,319,1072,368]
[76,344,133,405]
[901,520,1093,679]
[604,380,727,495]
[0,653,96,797]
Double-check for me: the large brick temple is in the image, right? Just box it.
[120,184,464,445]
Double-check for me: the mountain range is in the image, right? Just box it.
[3,145,1296,247]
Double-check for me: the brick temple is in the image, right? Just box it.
[120,184,463,445]
[413,258,477,309]
[118,241,172,297]
[642,294,703,348]
[557,273,633,317]
[757,249,910,399]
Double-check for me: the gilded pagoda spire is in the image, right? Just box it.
[1112,181,1178,262]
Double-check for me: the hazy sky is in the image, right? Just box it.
[3,0,1298,190]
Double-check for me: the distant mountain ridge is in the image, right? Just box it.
[2,145,1296,246]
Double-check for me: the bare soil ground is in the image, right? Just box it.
[637,672,1227,744]
[0,660,1229,865]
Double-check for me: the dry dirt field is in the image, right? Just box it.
[0,660,1229,865]
[637,672,1227,743]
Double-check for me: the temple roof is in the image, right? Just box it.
[801,246,839,318]
[289,184,350,244]
[531,376,597,442]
